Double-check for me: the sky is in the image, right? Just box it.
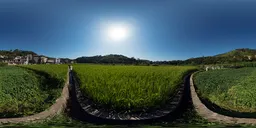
[1,0,256,61]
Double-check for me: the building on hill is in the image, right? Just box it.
[46,58,55,64]
[248,56,252,60]
[14,56,27,65]
[40,56,48,64]
[33,56,41,64]
[27,54,33,61]
[0,55,6,59]
[1,52,71,65]
[56,58,61,64]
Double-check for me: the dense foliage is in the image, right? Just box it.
[21,64,68,85]
[194,68,256,112]
[75,49,256,66]
[0,62,7,67]
[74,64,197,112]
[0,49,37,59]
[76,54,151,65]
[0,65,68,118]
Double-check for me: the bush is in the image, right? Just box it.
[0,62,7,67]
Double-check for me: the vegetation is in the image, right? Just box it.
[76,54,151,65]
[0,65,68,118]
[0,62,7,67]
[75,48,256,66]
[0,66,53,117]
[194,67,256,112]
[0,111,217,128]
[216,48,256,57]
[21,64,68,84]
[1,48,255,66]
[0,49,37,59]
[74,64,197,112]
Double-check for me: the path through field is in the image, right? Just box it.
[66,71,200,125]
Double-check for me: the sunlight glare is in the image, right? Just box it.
[106,24,130,42]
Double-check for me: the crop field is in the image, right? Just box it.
[194,67,256,113]
[0,65,68,118]
[21,64,68,85]
[73,64,197,112]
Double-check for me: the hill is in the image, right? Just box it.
[216,48,256,58]
[2,48,255,65]
[76,54,151,65]
[183,48,256,65]
[0,49,37,59]
[75,49,256,65]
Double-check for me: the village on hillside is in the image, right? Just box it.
[0,54,75,65]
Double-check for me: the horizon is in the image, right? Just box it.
[1,1,256,61]
[2,47,256,62]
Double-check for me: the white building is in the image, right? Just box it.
[56,58,61,64]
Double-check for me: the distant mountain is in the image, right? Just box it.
[3,48,254,65]
[75,49,256,65]
[0,49,37,59]
[216,48,256,58]
[183,48,256,65]
[76,54,151,65]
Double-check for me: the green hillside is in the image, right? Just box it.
[216,48,256,58]
[0,49,37,59]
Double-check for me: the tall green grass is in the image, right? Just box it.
[74,64,197,112]
[0,65,68,118]
[194,67,256,112]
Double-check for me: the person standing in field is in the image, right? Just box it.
[68,65,71,71]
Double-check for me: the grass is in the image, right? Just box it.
[194,67,256,112]
[0,66,54,117]
[73,64,197,112]
[0,108,223,128]
[0,65,68,118]
[20,64,68,84]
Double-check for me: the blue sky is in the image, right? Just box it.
[1,0,256,61]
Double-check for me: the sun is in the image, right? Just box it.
[106,24,130,42]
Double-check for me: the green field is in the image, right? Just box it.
[0,65,68,118]
[194,67,256,112]
[74,64,197,112]
[21,64,68,86]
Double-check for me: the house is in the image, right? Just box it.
[27,54,33,61]
[14,56,29,65]
[248,56,252,60]
[0,55,6,59]
[24,56,29,65]
[56,58,61,64]
[9,54,71,65]
[47,58,55,64]
[40,56,48,64]
[14,56,26,64]
[33,56,41,64]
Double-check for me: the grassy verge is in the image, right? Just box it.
[0,65,68,118]
[194,67,256,112]
[0,66,57,117]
